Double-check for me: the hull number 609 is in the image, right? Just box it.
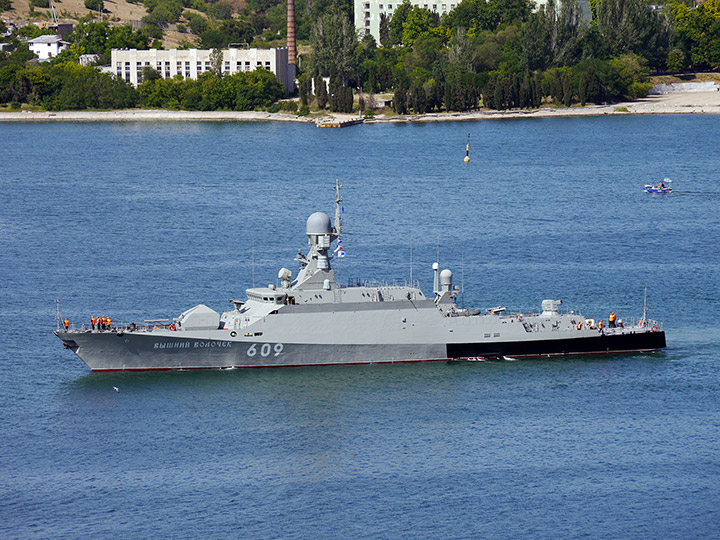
[247,343,284,357]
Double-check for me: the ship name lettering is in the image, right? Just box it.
[153,342,191,349]
[193,341,232,348]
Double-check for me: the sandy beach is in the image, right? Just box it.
[1,90,719,124]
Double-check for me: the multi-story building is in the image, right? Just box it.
[355,0,591,43]
[355,0,460,42]
[110,47,296,94]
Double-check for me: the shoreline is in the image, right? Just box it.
[1,92,719,124]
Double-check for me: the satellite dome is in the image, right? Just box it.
[307,212,332,235]
[440,269,453,285]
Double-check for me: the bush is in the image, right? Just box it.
[84,0,103,11]
[34,0,50,8]
[298,104,309,116]
[9,101,21,110]
[267,103,281,113]
[627,81,653,99]
[279,100,297,112]
[364,109,375,118]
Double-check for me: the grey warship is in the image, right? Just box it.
[55,183,666,371]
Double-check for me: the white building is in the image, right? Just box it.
[355,0,459,42]
[110,48,296,94]
[355,0,591,43]
[28,35,68,60]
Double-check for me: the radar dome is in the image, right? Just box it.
[440,269,453,285]
[306,212,332,235]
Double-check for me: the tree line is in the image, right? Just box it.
[304,0,720,113]
[2,0,720,113]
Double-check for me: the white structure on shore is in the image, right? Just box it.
[110,48,295,94]
[355,0,591,43]
[28,35,68,60]
[355,0,458,42]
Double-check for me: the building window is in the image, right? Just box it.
[365,28,370,35]
[424,4,428,8]
[224,61,230,72]
[388,3,392,8]
[441,3,446,8]
[450,3,455,7]
[364,11,370,18]
[432,4,436,9]
[364,2,369,7]
[379,3,383,8]
[265,61,270,67]
[365,19,370,26]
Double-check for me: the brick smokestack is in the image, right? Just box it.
[287,0,296,64]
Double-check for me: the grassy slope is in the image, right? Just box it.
[2,0,198,48]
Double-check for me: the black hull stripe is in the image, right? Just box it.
[446,331,666,359]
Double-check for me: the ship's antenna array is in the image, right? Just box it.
[642,286,648,322]
[56,297,60,331]
[333,178,343,237]
[251,239,255,288]
[461,250,465,309]
[410,240,413,286]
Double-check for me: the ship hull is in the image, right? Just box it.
[56,330,666,372]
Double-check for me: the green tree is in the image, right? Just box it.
[401,7,437,47]
[209,48,224,77]
[665,47,685,73]
[379,13,391,48]
[311,6,358,83]
[595,0,671,70]
[671,0,720,71]
[389,0,413,45]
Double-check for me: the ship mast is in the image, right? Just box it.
[333,178,342,237]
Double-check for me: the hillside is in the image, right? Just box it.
[2,0,197,48]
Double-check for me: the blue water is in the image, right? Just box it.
[1,116,719,539]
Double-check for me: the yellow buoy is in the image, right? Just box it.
[464,136,470,163]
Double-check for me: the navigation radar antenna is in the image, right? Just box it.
[333,179,343,237]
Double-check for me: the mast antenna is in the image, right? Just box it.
[252,239,255,288]
[56,297,60,330]
[461,250,465,308]
[333,179,343,237]
[410,240,413,286]
[642,287,648,322]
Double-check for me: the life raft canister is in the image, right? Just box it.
[577,322,582,330]
[169,324,176,331]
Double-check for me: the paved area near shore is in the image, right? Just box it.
[1,91,719,124]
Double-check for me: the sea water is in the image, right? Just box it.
[1,116,719,539]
